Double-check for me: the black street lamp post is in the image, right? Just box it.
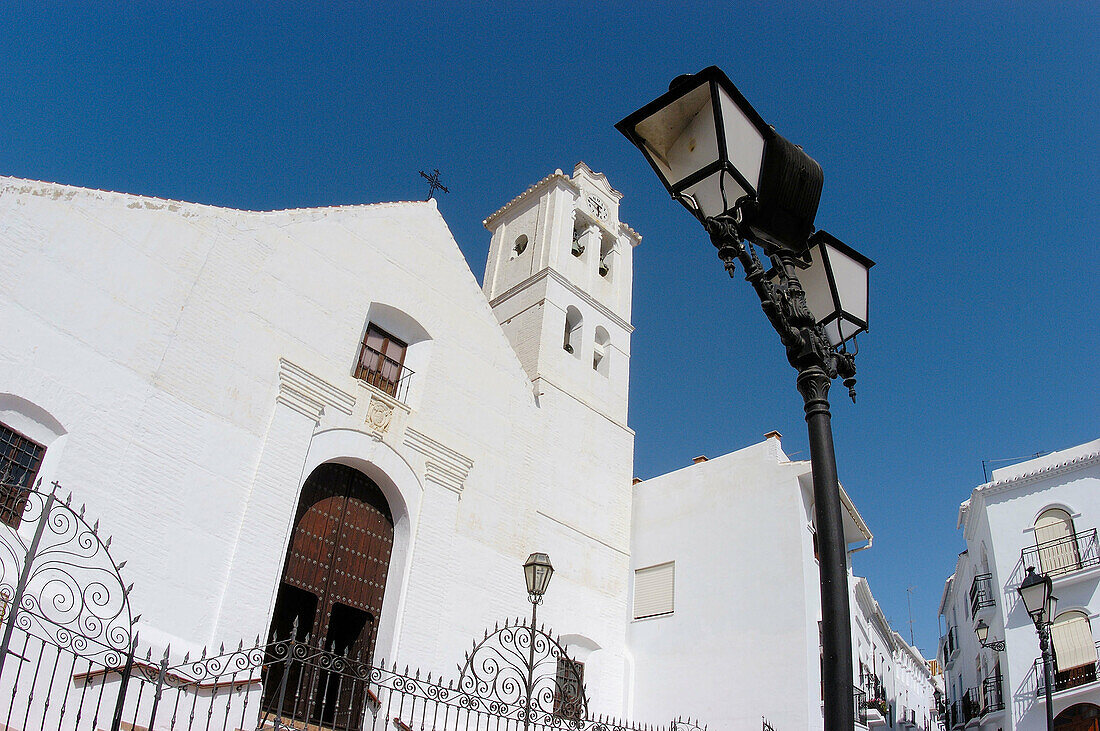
[617,67,874,731]
[1018,566,1057,731]
[523,552,554,731]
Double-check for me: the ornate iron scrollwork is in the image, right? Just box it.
[0,482,135,668]
[458,616,589,726]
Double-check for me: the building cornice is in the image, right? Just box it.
[482,170,578,230]
[960,446,1100,533]
[403,428,474,495]
[0,175,434,217]
[488,268,634,334]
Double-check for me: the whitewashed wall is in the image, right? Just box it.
[0,174,636,718]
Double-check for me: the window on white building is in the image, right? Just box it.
[1050,610,1097,686]
[633,561,674,619]
[1035,508,1080,575]
[356,323,409,398]
[0,422,45,529]
[553,657,584,719]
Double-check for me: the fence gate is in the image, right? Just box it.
[1,480,707,731]
[0,480,137,731]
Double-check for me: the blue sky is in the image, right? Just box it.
[2,2,1097,659]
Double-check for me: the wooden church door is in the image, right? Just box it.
[264,463,394,727]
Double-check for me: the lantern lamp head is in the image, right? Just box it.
[1017,566,1054,626]
[616,66,824,254]
[523,552,554,602]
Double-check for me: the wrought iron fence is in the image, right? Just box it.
[0,481,138,731]
[968,573,994,616]
[1021,528,1100,578]
[0,480,709,731]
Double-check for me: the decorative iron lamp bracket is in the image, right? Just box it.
[704,212,859,401]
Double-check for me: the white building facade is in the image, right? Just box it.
[628,434,937,731]
[939,439,1100,730]
[0,164,641,720]
[0,165,938,731]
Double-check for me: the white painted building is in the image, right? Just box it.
[0,164,640,718]
[850,575,941,730]
[938,439,1100,730]
[628,434,934,731]
[0,164,940,731]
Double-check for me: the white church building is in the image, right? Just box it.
[0,164,935,731]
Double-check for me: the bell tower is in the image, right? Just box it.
[483,163,639,425]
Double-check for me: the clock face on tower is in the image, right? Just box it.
[586,195,608,220]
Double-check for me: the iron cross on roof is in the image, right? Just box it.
[419,169,449,200]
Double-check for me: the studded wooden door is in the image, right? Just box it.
[265,462,394,726]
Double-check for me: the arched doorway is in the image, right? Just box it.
[1055,703,1100,731]
[263,462,394,726]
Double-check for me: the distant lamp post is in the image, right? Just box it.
[617,67,873,731]
[522,552,554,731]
[974,619,1006,651]
[1017,567,1057,731]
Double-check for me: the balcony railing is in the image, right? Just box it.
[969,573,995,616]
[1035,640,1100,695]
[941,626,959,662]
[948,699,963,729]
[1022,528,1100,579]
[981,674,1004,714]
[355,345,415,402]
[853,686,867,726]
[966,688,981,722]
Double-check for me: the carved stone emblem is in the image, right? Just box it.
[366,397,394,433]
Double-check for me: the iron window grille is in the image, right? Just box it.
[553,658,584,720]
[0,422,45,529]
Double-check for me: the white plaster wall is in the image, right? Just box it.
[629,438,820,731]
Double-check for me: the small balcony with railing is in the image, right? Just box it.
[980,673,1004,717]
[355,345,415,403]
[941,626,960,668]
[969,573,995,619]
[965,688,982,724]
[1035,640,1100,696]
[853,686,868,727]
[947,698,963,729]
[947,690,979,729]
[1021,528,1100,584]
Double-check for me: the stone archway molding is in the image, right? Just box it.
[300,427,425,664]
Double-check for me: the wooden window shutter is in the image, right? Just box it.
[633,561,674,619]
